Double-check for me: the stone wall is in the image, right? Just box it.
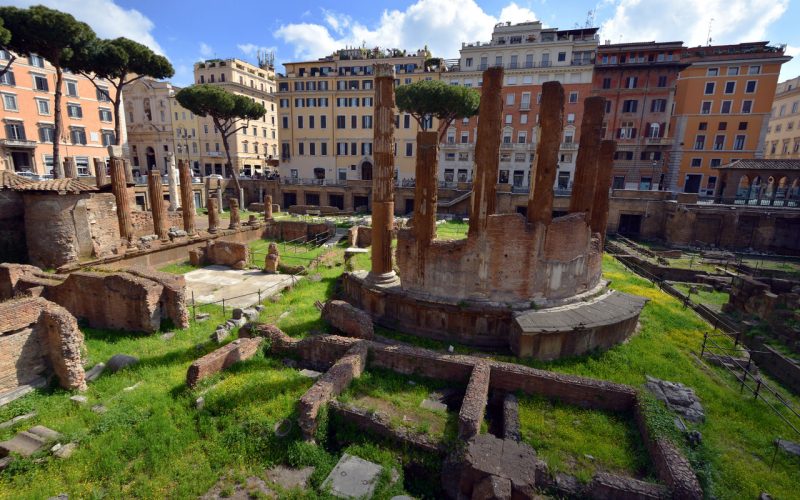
[0,263,189,333]
[750,341,800,394]
[0,297,86,393]
[287,204,343,215]
[0,189,26,263]
[396,212,602,303]
[458,362,490,440]
[189,240,249,270]
[321,300,374,339]
[186,337,263,388]
[263,220,334,243]
[22,192,121,269]
[130,210,185,237]
[346,226,372,248]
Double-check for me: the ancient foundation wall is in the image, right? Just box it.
[186,337,263,388]
[189,240,250,270]
[263,220,334,243]
[130,210,185,237]
[22,192,121,269]
[396,212,602,303]
[0,189,27,264]
[0,297,86,393]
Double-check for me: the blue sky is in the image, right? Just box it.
[9,0,800,85]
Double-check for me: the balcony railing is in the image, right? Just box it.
[560,142,578,150]
[645,137,672,145]
[282,177,347,187]
[0,138,38,148]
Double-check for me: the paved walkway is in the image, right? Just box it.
[184,265,298,308]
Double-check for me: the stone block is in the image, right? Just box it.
[458,361,490,441]
[54,442,77,459]
[321,300,374,340]
[186,337,263,388]
[106,354,139,373]
[85,363,105,382]
[321,453,382,499]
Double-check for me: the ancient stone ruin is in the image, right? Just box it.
[264,242,280,273]
[189,240,250,270]
[0,296,87,397]
[343,65,647,360]
[0,263,189,333]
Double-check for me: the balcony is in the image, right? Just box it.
[282,177,347,187]
[0,138,37,148]
[645,137,672,145]
[560,142,578,150]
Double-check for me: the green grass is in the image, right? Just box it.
[672,283,730,311]
[249,238,329,270]
[434,220,469,240]
[518,395,652,483]
[157,261,198,275]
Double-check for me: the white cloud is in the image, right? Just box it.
[237,43,277,58]
[6,0,164,55]
[199,42,214,59]
[781,44,800,81]
[600,0,788,46]
[275,0,539,63]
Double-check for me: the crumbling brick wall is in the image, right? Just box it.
[0,297,86,393]
[321,300,374,339]
[0,189,26,264]
[396,212,602,303]
[131,210,184,237]
[458,362,490,440]
[0,264,189,333]
[186,337,263,388]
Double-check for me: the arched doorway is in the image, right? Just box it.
[360,161,373,181]
[735,175,750,202]
[145,147,156,170]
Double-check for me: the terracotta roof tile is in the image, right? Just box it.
[714,159,800,170]
[0,170,34,189]
[13,178,99,193]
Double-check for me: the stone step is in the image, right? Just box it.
[0,377,48,408]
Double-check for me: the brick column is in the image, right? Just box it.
[108,146,133,243]
[178,159,195,235]
[413,131,439,246]
[264,194,273,220]
[63,157,77,179]
[569,96,605,218]
[469,67,504,237]
[589,140,617,241]
[207,197,219,233]
[123,158,134,185]
[167,152,180,211]
[147,170,168,240]
[93,158,108,187]
[368,63,397,283]
[228,197,241,229]
[528,81,565,225]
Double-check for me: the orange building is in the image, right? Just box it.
[442,21,598,192]
[667,42,790,195]
[0,50,117,177]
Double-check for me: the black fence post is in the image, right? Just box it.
[191,290,196,321]
[754,379,762,400]
[700,332,708,358]
[222,297,226,318]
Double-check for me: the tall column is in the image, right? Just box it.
[528,81,565,225]
[63,157,77,179]
[589,140,617,242]
[207,197,219,233]
[166,152,180,211]
[216,186,223,213]
[108,146,133,243]
[228,197,241,229]
[264,194,273,220]
[178,159,196,235]
[569,96,605,218]
[369,63,397,283]
[147,170,168,240]
[93,158,108,187]
[469,67,504,237]
[413,131,439,246]
[123,158,134,185]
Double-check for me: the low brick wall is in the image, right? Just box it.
[186,337,263,388]
[321,300,374,339]
[263,220,334,243]
[750,343,800,395]
[0,297,86,393]
[297,342,367,440]
[458,362,490,440]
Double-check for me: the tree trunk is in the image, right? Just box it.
[52,65,64,178]
[217,118,242,195]
[113,82,123,145]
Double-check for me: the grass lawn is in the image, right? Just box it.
[518,395,652,483]
[249,238,329,270]
[157,261,199,275]
[2,244,800,499]
[434,220,469,240]
[672,282,730,311]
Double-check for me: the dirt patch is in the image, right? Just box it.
[347,394,448,438]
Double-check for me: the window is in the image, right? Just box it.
[724,81,735,94]
[557,52,566,62]
[404,115,410,129]
[568,91,578,103]
[33,74,49,91]
[405,143,413,156]
[699,122,708,130]
[97,87,111,102]
[281,116,289,129]
[321,142,327,156]
[707,68,719,76]
[741,100,752,114]
[35,99,50,115]
[738,121,748,131]
[694,135,705,150]
[320,115,327,129]
[98,108,112,121]
[733,135,745,150]
[619,121,636,139]
[101,131,115,146]
[700,101,712,114]
[657,75,668,87]
[39,125,55,143]
[622,99,637,113]
[720,101,732,114]
[495,56,503,67]
[704,82,715,94]
[745,80,757,93]
[362,115,372,129]
[297,116,303,129]
[748,65,761,75]
[602,77,611,89]
[65,81,78,97]
[5,122,25,140]
[650,99,667,112]
[70,128,87,145]
[0,71,14,86]
[691,158,702,167]
[2,93,18,111]
[505,114,512,124]
[567,113,575,124]
[309,143,315,156]
[506,93,515,105]
[351,115,357,129]
[28,54,44,68]
[648,123,661,138]
[713,135,725,150]
[625,76,637,89]
[336,115,345,129]
[605,100,612,113]
[727,67,739,76]
[718,122,727,131]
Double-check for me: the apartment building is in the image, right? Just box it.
[0,50,118,176]
[171,94,203,174]
[592,41,689,190]
[765,76,800,159]
[278,47,440,187]
[440,21,598,191]
[668,42,790,195]
[194,58,279,177]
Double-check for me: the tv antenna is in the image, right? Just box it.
[706,18,714,46]
[585,9,595,28]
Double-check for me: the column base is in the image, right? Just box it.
[366,271,400,286]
